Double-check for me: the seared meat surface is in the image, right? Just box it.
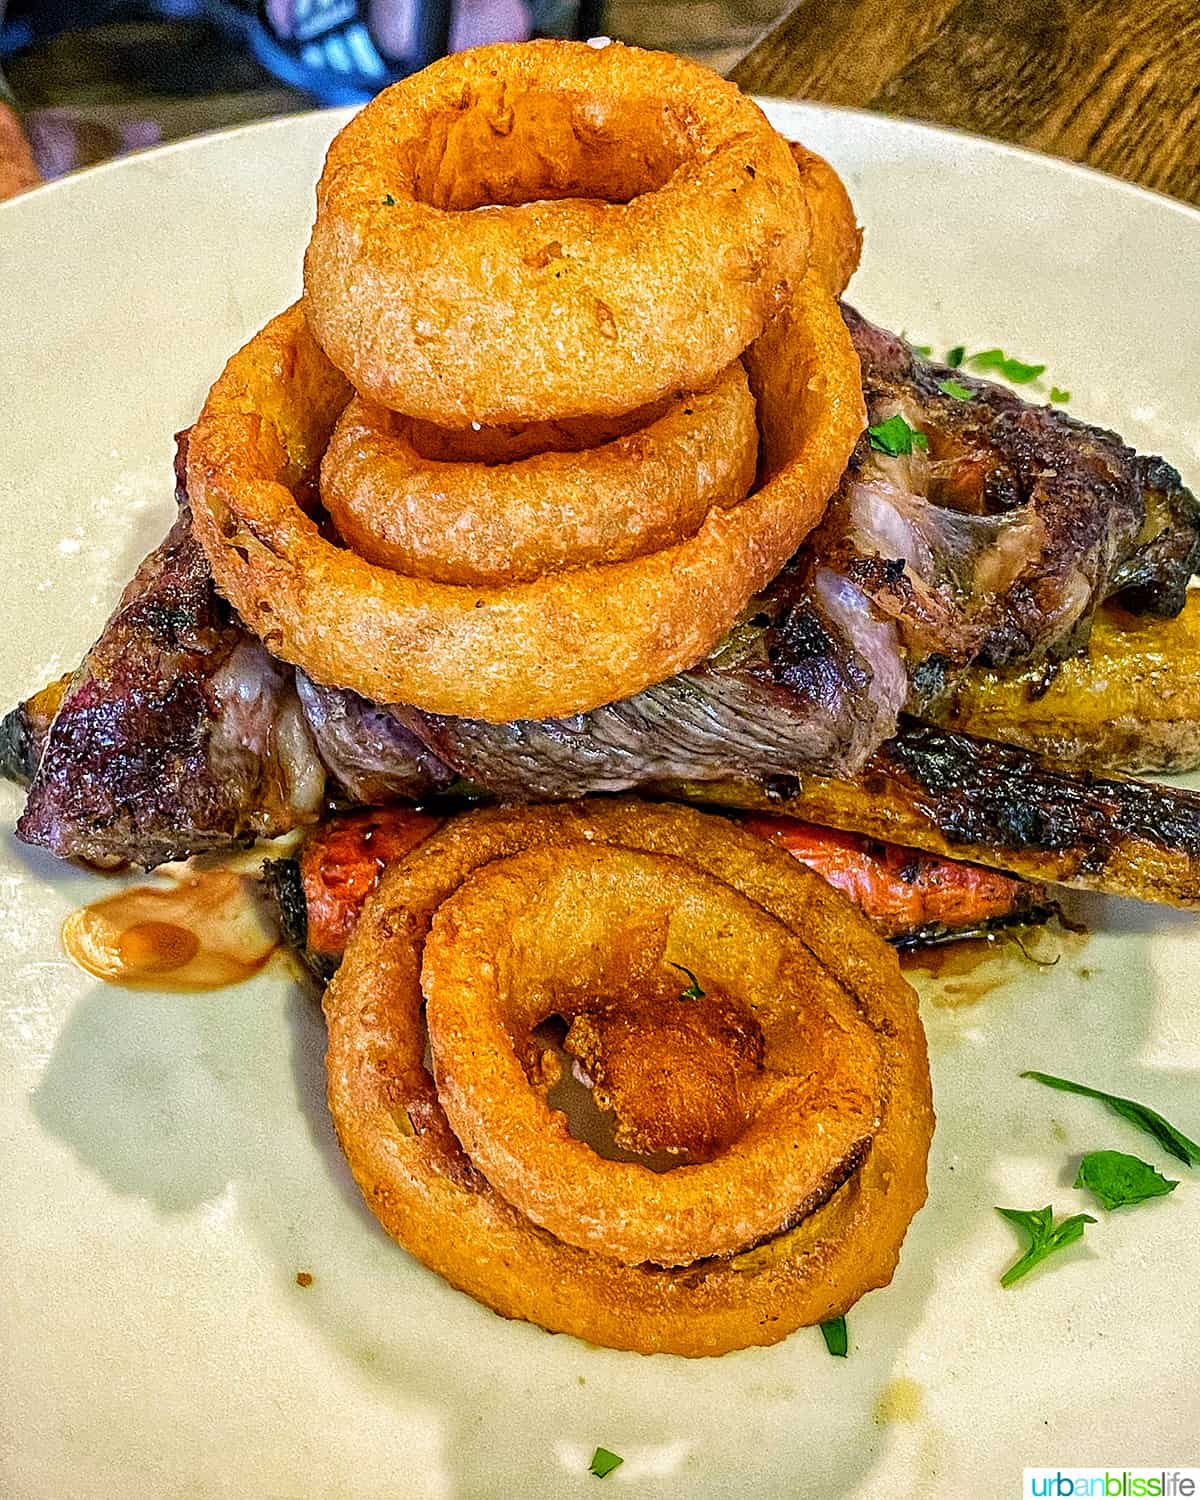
[295,672,455,804]
[812,310,1198,719]
[11,444,326,866]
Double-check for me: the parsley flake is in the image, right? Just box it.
[967,347,1046,384]
[820,1316,848,1357]
[1074,1150,1178,1211]
[381,193,396,206]
[1050,386,1071,403]
[589,1448,623,1479]
[938,379,973,401]
[946,345,966,367]
[1022,1071,1200,1166]
[995,1205,1096,1287]
[868,414,928,457]
[668,963,705,999]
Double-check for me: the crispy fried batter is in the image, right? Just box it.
[563,988,764,1159]
[789,143,862,296]
[422,843,882,1266]
[323,800,933,1356]
[303,42,810,425]
[188,285,863,722]
[320,362,758,586]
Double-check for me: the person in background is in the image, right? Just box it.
[0,0,600,196]
[255,0,599,106]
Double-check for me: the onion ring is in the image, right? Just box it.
[789,142,861,296]
[323,800,933,1357]
[187,278,864,722]
[319,363,758,586]
[302,40,810,425]
[422,843,882,1265]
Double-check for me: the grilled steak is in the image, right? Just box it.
[12,438,327,867]
[842,310,1197,648]
[6,313,1198,877]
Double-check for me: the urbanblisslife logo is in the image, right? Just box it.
[1025,1472,1199,1498]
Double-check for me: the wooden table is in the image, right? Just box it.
[731,0,1200,206]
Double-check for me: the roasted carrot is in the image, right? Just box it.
[740,814,1048,942]
[269,807,441,965]
[267,803,1048,978]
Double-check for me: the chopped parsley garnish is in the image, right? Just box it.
[966,347,1046,384]
[995,1205,1096,1287]
[1050,386,1071,403]
[668,963,705,999]
[868,414,929,457]
[1021,1071,1200,1166]
[938,379,973,401]
[945,344,966,368]
[589,1448,624,1479]
[381,192,396,206]
[1074,1150,1178,1211]
[905,338,932,357]
[820,1316,848,1357]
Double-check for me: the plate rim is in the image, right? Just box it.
[3,96,1198,230]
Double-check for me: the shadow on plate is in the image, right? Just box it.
[29,904,1193,1497]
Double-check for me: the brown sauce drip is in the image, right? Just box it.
[901,924,1084,1007]
[62,866,279,991]
[901,937,1008,1007]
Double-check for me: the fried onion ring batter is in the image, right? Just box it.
[303,41,810,425]
[423,843,882,1266]
[323,800,933,1356]
[319,362,758,586]
[788,142,862,297]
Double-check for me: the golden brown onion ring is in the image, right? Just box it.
[187,279,864,722]
[319,363,758,586]
[789,142,862,296]
[323,800,933,1357]
[422,842,882,1266]
[302,41,810,425]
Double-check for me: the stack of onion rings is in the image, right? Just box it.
[323,800,933,1357]
[187,278,863,721]
[186,41,866,721]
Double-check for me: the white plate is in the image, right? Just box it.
[2,102,1199,1499]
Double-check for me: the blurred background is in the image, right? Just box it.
[0,0,789,190]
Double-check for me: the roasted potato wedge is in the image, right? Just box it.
[937,596,1200,774]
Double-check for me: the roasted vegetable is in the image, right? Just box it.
[263,806,441,980]
[936,595,1200,774]
[268,803,1052,979]
[742,815,1054,946]
[0,673,69,786]
[661,722,1200,909]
